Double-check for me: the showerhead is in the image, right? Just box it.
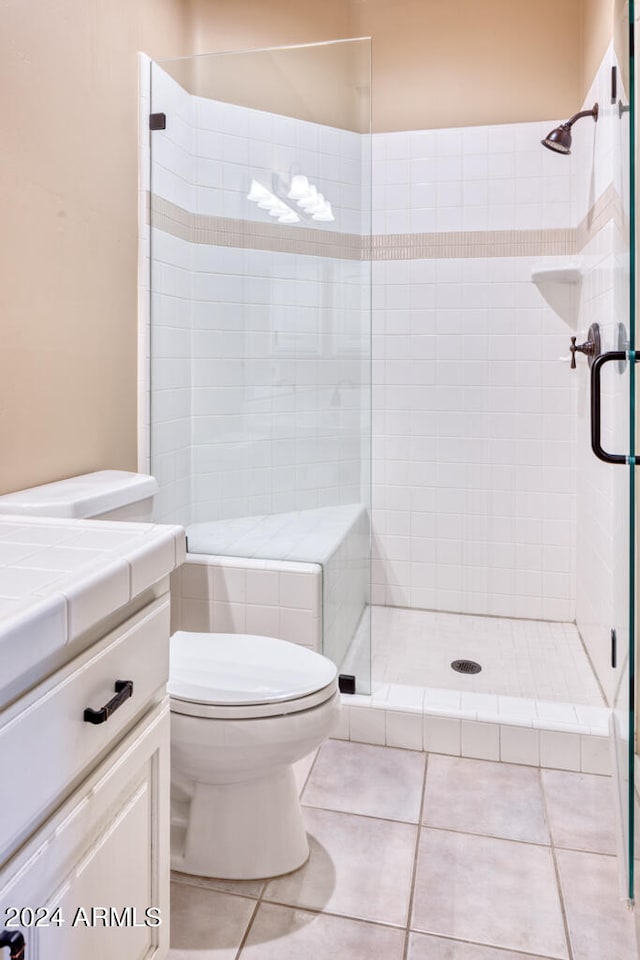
[541,102,599,155]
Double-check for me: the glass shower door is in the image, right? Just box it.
[148,39,372,693]
[594,0,636,904]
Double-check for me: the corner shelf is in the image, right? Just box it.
[531,265,583,284]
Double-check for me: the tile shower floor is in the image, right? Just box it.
[169,740,637,959]
[372,606,605,705]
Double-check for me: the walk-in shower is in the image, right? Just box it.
[144,20,635,898]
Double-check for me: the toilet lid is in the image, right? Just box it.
[168,632,338,706]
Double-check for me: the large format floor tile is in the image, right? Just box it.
[412,829,568,958]
[239,903,405,959]
[423,755,549,844]
[303,739,426,822]
[169,882,256,959]
[264,807,417,926]
[542,770,616,855]
[556,849,637,960]
[407,933,554,960]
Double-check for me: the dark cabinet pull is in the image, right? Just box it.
[590,351,630,464]
[0,930,25,959]
[84,680,134,725]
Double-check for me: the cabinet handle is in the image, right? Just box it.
[84,680,134,725]
[0,930,25,959]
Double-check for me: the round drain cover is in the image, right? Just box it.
[451,659,482,675]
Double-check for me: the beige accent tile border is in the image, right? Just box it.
[149,186,624,261]
[150,195,362,260]
[575,182,626,252]
[367,229,575,260]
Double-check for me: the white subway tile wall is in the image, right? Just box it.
[148,63,370,530]
[173,555,323,651]
[370,44,624,696]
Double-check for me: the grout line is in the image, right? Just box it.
[573,618,608,707]
[539,767,575,960]
[233,897,262,960]
[256,895,408,930]
[402,751,429,960]
[407,929,568,960]
[299,794,617,858]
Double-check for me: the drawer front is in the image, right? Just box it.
[0,595,170,866]
[0,702,170,960]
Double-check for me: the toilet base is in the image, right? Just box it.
[171,764,310,879]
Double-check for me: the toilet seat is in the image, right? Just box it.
[168,631,339,720]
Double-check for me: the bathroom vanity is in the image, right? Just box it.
[0,515,185,959]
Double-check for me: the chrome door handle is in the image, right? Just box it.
[590,350,632,464]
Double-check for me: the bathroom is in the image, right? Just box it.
[1,0,639,957]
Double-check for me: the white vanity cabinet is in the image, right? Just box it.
[0,703,170,960]
[0,519,183,960]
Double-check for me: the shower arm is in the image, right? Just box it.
[564,105,599,129]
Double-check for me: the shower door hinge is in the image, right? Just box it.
[338,674,356,695]
[149,112,166,131]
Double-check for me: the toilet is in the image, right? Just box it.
[0,471,341,879]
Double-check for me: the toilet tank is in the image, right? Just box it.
[0,471,159,522]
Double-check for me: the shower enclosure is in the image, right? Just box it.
[145,6,636,902]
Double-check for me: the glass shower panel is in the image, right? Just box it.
[603,0,635,903]
[149,40,372,693]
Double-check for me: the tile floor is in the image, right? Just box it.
[371,606,604,705]
[169,739,637,960]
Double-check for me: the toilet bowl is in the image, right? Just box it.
[169,630,339,878]
[0,471,341,880]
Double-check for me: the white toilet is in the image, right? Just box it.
[0,471,341,879]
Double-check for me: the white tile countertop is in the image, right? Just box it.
[0,515,186,706]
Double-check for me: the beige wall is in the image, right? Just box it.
[186,0,615,132]
[0,1,618,495]
[165,38,371,131]
[186,0,351,54]
[0,0,189,495]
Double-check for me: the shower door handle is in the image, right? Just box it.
[590,350,632,464]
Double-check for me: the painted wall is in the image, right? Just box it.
[186,0,614,132]
[0,0,190,495]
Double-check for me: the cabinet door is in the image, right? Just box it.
[0,702,170,960]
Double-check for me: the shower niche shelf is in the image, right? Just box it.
[531,265,583,328]
[531,265,583,284]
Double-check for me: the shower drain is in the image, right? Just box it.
[451,659,482,675]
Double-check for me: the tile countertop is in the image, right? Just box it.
[0,515,186,706]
